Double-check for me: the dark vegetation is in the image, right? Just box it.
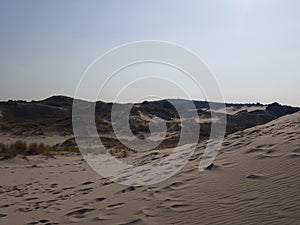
[0,140,79,160]
[0,96,299,158]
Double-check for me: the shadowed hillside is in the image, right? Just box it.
[0,96,299,150]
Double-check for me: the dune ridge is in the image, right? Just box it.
[0,112,299,224]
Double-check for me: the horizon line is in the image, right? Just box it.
[1,94,299,108]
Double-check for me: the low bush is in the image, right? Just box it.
[0,143,16,159]
[109,148,129,158]
[0,141,79,159]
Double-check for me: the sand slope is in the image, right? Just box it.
[0,113,299,225]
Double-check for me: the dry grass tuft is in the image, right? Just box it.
[0,141,79,159]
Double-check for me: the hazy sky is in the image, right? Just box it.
[1,0,299,106]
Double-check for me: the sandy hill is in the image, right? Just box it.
[0,112,299,224]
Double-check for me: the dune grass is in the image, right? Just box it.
[0,140,79,159]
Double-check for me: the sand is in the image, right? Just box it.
[213,105,267,115]
[0,112,299,225]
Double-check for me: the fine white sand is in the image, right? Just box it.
[0,112,299,225]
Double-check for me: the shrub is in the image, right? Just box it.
[10,140,27,152]
[109,148,128,158]
[0,140,80,159]
[28,143,42,155]
[0,143,16,159]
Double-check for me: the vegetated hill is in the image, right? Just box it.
[0,96,299,145]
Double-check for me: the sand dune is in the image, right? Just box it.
[0,112,299,224]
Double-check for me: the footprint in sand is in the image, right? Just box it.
[50,183,58,188]
[81,181,94,186]
[38,219,50,223]
[106,202,124,210]
[166,195,182,200]
[0,204,10,208]
[51,191,62,195]
[169,204,191,212]
[27,219,59,225]
[24,197,39,201]
[94,197,106,202]
[246,174,266,180]
[220,161,238,168]
[163,181,186,191]
[160,201,191,212]
[77,187,93,195]
[65,208,95,221]
[119,218,143,225]
[119,186,136,193]
[61,186,75,190]
[92,213,114,221]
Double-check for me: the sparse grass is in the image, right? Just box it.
[108,145,137,158]
[0,141,79,159]
[0,143,16,159]
[108,148,129,158]
[60,146,80,153]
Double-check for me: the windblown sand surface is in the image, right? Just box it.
[0,113,299,225]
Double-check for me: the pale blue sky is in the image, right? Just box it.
[0,0,299,105]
